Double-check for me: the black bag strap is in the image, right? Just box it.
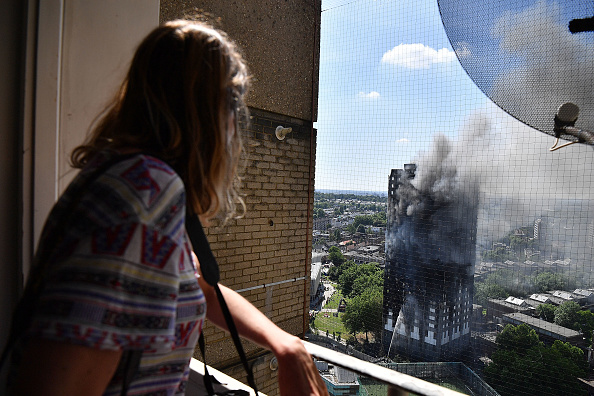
[198,334,250,396]
[185,213,259,396]
[198,334,218,395]
[119,349,144,396]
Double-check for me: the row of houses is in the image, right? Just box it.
[313,212,385,232]
[475,259,572,280]
[501,312,584,346]
[486,289,594,348]
[343,247,385,267]
[488,288,594,319]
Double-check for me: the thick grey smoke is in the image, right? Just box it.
[386,127,479,360]
[490,1,594,137]
[410,105,594,261]
[402,130,479,262]
[386,0,594,360]
[422,2,594,257]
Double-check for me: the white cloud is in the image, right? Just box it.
[381,43,456,69]
[397,138,410,143]
[358,91,380,99]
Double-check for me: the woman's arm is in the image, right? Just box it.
[195,257,328,396]
[10,339,122,396]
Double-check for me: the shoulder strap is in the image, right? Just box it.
[119,349,143,396]
[185,214,259,396]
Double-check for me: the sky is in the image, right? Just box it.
[314,0,490,192]
[313,0,594,197]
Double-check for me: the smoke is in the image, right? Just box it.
[386,1,594,358]
[410,2,594,253]
[393,114,483,265]
[410,104,594,261]
[385,117,482,359]
[490,1,594,137]
[471,1,594,256]
[487,1,594,198]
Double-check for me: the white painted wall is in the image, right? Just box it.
[1,0,159,386]
[32,0,160,270]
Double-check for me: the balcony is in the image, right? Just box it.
[187,340,499,396]
[187,358,268,396]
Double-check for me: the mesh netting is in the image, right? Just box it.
[438,0,594,141]
[312,1,594,396]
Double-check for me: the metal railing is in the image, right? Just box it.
[187,357,265,396]
[186,341,497,396]
[186,341,472,396]
[302,341,469,396]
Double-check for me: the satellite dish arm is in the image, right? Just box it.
[550,103,594,151]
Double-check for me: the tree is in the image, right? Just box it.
[535,303,556,322]
[333,207,344,216]
[351,271,383,298]
[342,288,383,341]
[474,281,509,306]
[485,325,588,396]
[328,252,353,283]
[554,301,581,328]
[481,246,514,262]
[331,228,342,242]
[535,272,571,293]
[551,340,588,373]
[496,324,542,354]
[328,246,345,266]
[338,263,382,298]
[576,310,594,344]
[314,208,326,219]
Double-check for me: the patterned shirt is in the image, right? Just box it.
[26,152,206,395]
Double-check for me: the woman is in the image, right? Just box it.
[10,20,328,395]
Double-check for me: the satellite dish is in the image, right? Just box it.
[437,0,594,146]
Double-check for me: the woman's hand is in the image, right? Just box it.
[194,253,328,395]
[272,335,329,396]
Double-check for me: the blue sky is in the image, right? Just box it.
[314,0,491,192]
[313,0,594,195]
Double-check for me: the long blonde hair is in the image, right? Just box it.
[71,20,249,221]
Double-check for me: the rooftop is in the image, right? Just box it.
[503,312,582,340]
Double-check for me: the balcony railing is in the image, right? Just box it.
[302,341,468,396]
[187,357,266,396]
[187,340,482,396]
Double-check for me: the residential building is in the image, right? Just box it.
[383,164,477,361]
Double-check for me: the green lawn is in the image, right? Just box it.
[313,285,352,338]
[313,311,348,336]
[323,289,344,310]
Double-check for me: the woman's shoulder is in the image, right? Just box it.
[103,153,182,194]
[82,153,186,233]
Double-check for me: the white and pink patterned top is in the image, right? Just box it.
[27,152,206,395]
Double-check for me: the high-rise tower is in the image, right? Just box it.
[383,164,477,361]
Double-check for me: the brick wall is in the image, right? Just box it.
[197,107,317,395]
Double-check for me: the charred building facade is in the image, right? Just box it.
[383,164,477,361]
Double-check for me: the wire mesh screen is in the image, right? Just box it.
[310,1,594,395]
[438,0,594,141]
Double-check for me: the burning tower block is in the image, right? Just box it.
[383,164,478,361]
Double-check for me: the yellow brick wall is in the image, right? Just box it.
[196,108,317,396]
